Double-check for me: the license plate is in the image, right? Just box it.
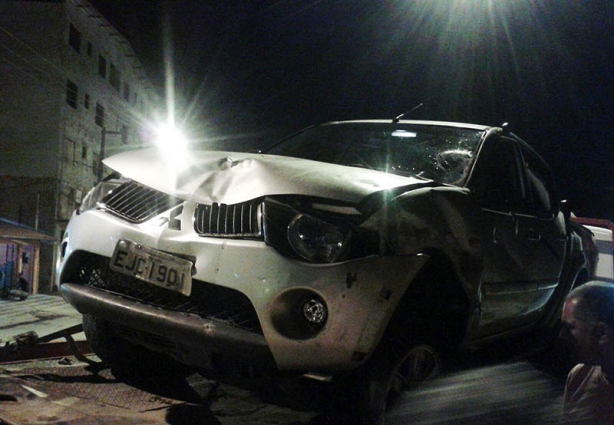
[110,240,193,296]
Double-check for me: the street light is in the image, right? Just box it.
[153,122,188,164]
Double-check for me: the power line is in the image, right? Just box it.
[0,25,64,77]
[0,18,159,131]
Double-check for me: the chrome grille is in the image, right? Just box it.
[194,201,263,238]
[102,181,183,223]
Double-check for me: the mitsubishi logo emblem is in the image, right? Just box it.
[169,205,183,231]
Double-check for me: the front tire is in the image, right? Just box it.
[360,337,442,425]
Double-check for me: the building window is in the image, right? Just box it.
[68,24,81,53]
[109,63,121,91]
[95,102,105,127]
[122,82,131,102]
[86,41,93,57]
[121,124,129,144]
[66,79,78,109]
[98,55,107,79]
[84,93,90,109]
[82,145,87,160]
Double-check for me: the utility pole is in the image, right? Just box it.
[35,193,40,231]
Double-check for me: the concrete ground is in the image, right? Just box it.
[0,293,85,344]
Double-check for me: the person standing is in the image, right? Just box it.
[560,281,614,424]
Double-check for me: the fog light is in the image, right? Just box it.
[302,298,327,324]
[270,290,329,339]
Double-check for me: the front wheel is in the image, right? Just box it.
[386,344,441,395]
[364,339,442,425]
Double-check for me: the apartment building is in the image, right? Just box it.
[0,0,159,293]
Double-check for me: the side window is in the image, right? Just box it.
[479,138,527,213]
[68,24,81,53]
[66,79,78,109]
[520,146,555,217]
[98,55,107,79]
[95,102,105,127]
[110,63,121,91]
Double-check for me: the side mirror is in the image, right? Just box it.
[560,199,572,234]
[560,199,571,220]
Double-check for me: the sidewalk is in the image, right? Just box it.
[0,293,84,343]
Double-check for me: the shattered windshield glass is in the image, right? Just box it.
[265,122,485,185]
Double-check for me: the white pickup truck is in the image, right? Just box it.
[58,120,597,424]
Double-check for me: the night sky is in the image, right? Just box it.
[90,0,614,221]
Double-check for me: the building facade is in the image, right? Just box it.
[0,0,159,293]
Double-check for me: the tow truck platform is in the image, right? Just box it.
[0,355,223,425]
[0,294,322,424]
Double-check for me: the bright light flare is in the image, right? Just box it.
[152,122,189,189]
[154,123,187,159]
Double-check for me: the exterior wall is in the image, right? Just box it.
[0,0,158,292]
[0,177,57,233]
[59,0,158,223]
[0,1,64,178]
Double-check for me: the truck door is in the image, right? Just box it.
[470,136,555,337]
[515,144,566,292]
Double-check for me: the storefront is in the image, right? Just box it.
[0,218,55,296]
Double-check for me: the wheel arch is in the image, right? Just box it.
[347,250,469,425]
[381,249,471,355]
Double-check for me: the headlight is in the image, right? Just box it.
[287,214,350,263]
[77,176,127,214]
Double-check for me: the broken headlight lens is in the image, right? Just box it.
[77,176,128,214]
[287,213,350,263]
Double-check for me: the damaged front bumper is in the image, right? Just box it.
[60,283,276,370]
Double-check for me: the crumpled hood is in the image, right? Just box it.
[104,148,428,205]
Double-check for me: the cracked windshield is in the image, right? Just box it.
[266,122,484,185]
